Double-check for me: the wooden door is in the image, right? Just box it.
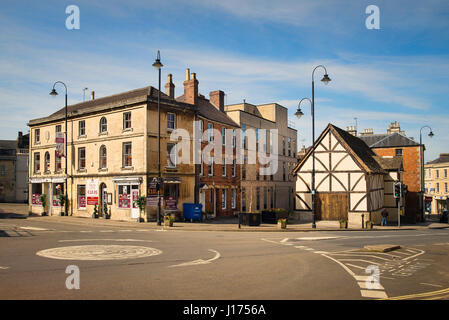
[315,193,348,221]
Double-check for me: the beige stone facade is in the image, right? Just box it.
[28,87,196,221]
[225,102,297,213]
[424,153,449,214]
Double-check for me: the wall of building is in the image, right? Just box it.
[372,146,421,222]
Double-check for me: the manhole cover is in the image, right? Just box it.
[36,245,162,261]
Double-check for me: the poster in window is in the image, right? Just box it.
[86,179,99,205]
[165,196,177,210]
[119,193,131,208]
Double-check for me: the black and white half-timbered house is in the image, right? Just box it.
[293,124,403,227]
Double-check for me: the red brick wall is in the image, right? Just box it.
[372,146,422,222]
[198,120,241,217]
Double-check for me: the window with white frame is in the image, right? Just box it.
[78,147,86,170]
[35,129,40,144]
[208,156,214,176]
[79,120,86,136]
[222,127,226,145]
[222,189,226,209]
[123,112,132,130]
[208,123,213,142]
[34,152,40,173]
[167,112,176,130]
[44,152,50,172]
[222,155,226,177]
[99,145,107,169]
[100,117,107,133]
[232,189,236,209]
[122,142,132,167]
[232,159,236,177]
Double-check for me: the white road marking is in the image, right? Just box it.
[294,246,306,248]
[305,248,315,251]
[280,238,289,243]
[59,239,153,243]
[360,290,388,299]
[261,238,283,244]
[420,283,443,288]
[0,266,9,270]
[358,281,385,290]
[80,231,93,233]
[169,249,221,268]
[296,236,341,241]
[99,230,114,233]
[314,251,328,254]
[19,227,48,231]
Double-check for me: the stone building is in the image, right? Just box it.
[28,86,197,220]
[357,122,424,223]
[424,153,449,214]
[225,102,297,213]
[0,132,29,203]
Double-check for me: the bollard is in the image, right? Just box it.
[361,214,365,229]
[238,212,241,229]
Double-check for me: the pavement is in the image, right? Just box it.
[1,203,448,232]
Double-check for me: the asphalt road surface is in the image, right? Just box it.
[1,218,449,300]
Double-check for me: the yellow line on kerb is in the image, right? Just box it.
[379,287,449,300]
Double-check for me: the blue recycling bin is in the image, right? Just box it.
[183,203,203,222]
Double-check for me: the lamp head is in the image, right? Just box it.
[295,108,304,119]
[429,131,434,138]
[321,74,331,85]
[152,50,163,70]
[49,88,58,97]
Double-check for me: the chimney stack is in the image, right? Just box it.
[183,68,198,105]
[346,126,357,136]
[165,74,175,98]
[209,90,225,112]
[91,91,95,100]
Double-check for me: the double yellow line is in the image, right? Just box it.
[380,287,449,300]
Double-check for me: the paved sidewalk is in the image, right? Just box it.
[1,203,448,232]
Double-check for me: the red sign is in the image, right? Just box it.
[32,194,41,205]
[86,179,99,205]
[119,194,131,208]
[79,196,86,208]
[425,196,433,202]
[147,196,158,207]
[132,190,139,208]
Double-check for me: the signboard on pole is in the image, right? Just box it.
[86,179,99,205]
[55,132,65,158]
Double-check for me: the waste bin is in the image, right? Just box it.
[239,213,261,226]
[183,203,203,222]
[440,210,448,223]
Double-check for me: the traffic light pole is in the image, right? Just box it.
[397,196,401,228]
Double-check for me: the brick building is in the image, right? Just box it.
[174,70,241,217]
[357,122,424,223]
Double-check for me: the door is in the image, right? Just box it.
[100,183,107,217]
[130,186,140,219]
[315,193,348,221]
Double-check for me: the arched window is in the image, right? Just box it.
[99,145,107,169]
[44,152,50,172]
[100,117,107,133]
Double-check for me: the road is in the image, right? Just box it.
[1,217,449,300]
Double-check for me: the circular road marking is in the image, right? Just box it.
[36,245,162,261]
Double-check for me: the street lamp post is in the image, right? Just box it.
[295,65,331,229]
[419,125,434,222]
[50,81,68,216]
[152,51,163,226]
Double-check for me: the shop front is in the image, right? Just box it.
[113,177,142,221]
[29,177,66,216]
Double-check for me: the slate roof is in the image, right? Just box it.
[427,153,449,165]
[176,94,239,128]
[359,132,419,148]
[373,156,403,171]
[28,86,190,126]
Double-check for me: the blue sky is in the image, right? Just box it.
[1,0,448,160]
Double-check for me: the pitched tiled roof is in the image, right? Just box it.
[373,156,403,171]
[427,153,449,164]
[176,94,239,128]
[359,133,419,148]
[331,125,385,173]
[28,86,188,126]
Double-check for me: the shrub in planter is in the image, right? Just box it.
[164,215,174,227]
[278,218,287,229]
[92,203,99,219]
[365,221,374,229]
[58,194,67,216]
[339,219,348,229]
[40,194,47,216]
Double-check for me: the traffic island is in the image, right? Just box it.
[363,244,401,253]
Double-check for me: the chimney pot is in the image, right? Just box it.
[183,69,198,105]
[165,74,175,98]
[186,68,190,81]
[210,90,225,112]
[91,91,95,100]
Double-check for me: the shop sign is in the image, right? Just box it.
[86,179,99,205]
[165,196,178,210]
